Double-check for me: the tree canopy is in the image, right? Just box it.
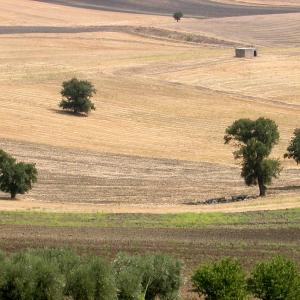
[224,118,281,197]
[173,11,183,22]
[0,149,37,199]
[284,128,300,164]
[59,78,96,115]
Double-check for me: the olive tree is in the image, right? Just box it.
[59,78,96,115]
[224,118,281,197]
[284,128,300,164]
[0,149,37,199]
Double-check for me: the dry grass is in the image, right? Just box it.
[0,0,299,210]
[162,13,300,47]
[0,31,299,163]
[0,139,299,210]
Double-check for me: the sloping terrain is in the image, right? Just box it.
[37,0,300,17]
[163,12,300,47]
[0,0,299,210]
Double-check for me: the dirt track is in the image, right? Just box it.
[0,25,236,46]
[37,0,300,18]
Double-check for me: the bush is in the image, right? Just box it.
[145,254,182,300]
[0,255,34,300]
[0,251,64,300]
[0,249,182,300]
[32,248,80,276]
[114,253,182,300]
[192,257,247,300]
[89,257,117,300]
[114,253,145,300]
[248,256,300,300]
[67,263,95,300]
[31,257,65,300]
[67,257,117,300]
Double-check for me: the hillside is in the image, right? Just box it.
[0,0,299,209]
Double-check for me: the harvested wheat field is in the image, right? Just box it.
[0,0,299,210]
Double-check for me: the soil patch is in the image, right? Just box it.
[37,0,300,18]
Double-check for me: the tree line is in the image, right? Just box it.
[0,249,299,300]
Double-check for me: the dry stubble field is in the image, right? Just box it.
[1,0,300,208]
[0,2,300,297]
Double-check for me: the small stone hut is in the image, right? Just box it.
[235,47,257,58]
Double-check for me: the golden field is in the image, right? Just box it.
[0,0,299,210]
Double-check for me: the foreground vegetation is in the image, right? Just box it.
[0,249,181,300]
[0,208,299,228]
[0,249,299,300]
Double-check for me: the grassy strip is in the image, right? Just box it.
[0,208,299,228]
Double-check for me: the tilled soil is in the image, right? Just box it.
[37,0,300,18]
[0,225,299,285]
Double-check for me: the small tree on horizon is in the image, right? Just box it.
[173,11,183,22]
[224,117,281,197]
[284,128,300,164]
[0,149,37,199]
[59,78,96,115]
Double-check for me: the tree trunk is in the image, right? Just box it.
[10,192,16,200]
[258,177,266,197]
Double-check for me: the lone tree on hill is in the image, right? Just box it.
[284,128,300,164]
[224,117,281,197]
[0,149,37,199]
[59,78,96,115]
[173,11,183,22]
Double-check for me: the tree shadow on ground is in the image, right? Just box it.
[49,108,88,117]
[269,185,300,191]
[0,196,19,201]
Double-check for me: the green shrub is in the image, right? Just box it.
[0,250,5,262]
[248,256,300,300]
[0,254,36,300]
[32,248,80,276]
[89,256,117,300]
[145,254,182,300]
[67,262,95,300]
[114,253,145,300]
[192,257,247,300]
[0,251,64,300]
[31,258,64,300]
[114,253,182,300]
[67,257,117,300]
